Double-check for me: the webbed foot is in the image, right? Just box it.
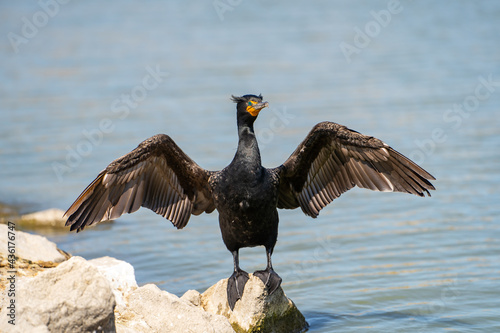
[227,269,249,310]
[254,268,282,295]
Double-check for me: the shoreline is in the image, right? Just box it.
[0,211,308,333]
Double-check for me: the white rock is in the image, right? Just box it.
[0,224,66,263]
[201,274,308,333]
[20,208,66,228]
[117,284,234,333]
[89,256,138,310]
[181,289,202,306]
[0,256,115,333]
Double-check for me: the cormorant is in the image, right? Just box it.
[65,94,435,310]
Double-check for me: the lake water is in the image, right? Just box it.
[1,1,499,332]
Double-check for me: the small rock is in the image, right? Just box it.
[89,256,138,310]
[0,256,116,333]
[201,274,308,333]
[20,208,67,228]
[117,284,234,333]
[0,224,67,263]
[181,289,202,306]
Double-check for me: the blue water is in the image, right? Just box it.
[1,1,499,331]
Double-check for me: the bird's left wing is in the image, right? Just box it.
[64,134,215,232]
[273,121,435,217]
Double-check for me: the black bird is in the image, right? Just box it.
[64,94,435,310]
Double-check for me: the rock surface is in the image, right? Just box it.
[0,223,67,263]
[19,208,67,228]
[201,274,308,333]
[87,257,234,332]
[117,284,234,333]
[0,226,308,333]
[89,256,138,310]
[0,256,116,333]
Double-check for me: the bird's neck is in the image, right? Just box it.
[234,122,262,170]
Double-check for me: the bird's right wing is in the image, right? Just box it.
[274,121,435,217]
[64,134,216,232]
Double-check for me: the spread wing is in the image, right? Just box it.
[275,121,436,217]
[64,134,216,232]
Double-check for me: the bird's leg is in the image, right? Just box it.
[227,250,249,310]
[254,247,282,295]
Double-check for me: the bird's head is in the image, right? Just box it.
[231,94,269,121]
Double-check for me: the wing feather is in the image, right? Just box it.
[274,121,435,217]
[64,134,216,232]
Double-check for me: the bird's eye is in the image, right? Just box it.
[248,102,253,106]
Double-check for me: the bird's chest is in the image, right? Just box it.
[210,166,280,249]
[210,168,277,213]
